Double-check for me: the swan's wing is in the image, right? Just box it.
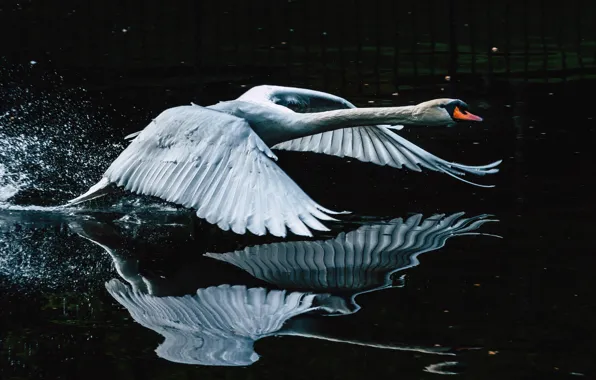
[237,86,500,187]
[205,213,498,291]
[273,126,501,188]
[102,105,345,238]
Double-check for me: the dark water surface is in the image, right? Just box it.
[1,77,595,380]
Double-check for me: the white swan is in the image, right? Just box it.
[67,85,501,238]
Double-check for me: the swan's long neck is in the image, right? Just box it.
[302,106,416,128]
[289,106,418,139]
[212,101,419,146]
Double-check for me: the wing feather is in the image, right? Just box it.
[274,126,501,187]
[237,85,500,187]
[100,105,343,237]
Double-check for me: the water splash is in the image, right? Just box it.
[0,66,125,206]
[0,163,25,202]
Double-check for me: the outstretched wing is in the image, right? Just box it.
[274,125,501,187]
[238,85,500,187]
[103,105,345,237]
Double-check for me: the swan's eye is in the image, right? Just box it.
[441,102,457,117]
[440,101,469,117]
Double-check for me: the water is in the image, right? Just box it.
[1,66,595,379]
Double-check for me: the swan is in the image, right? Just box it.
[67,85,501,238]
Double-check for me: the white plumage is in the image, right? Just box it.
[68,85,501,237]
[102,106,341,237]
[236,85,500,184]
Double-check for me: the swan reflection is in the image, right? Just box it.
[107,281,318,366]
[71,212,498,367]
[205,212,498,313]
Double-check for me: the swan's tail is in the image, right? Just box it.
[66,177,114,206]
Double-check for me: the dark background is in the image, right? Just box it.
[1,1,596,379]
[3,0,596,96]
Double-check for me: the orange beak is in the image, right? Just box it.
[453,106,483,122]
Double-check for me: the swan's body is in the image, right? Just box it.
[68,85,501,237]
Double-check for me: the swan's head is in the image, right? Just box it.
[413,98,483,126]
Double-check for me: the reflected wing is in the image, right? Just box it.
[103,105,343,237]
[205,213,498,290]
[238,85,500,187]
[107,280,318,366]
